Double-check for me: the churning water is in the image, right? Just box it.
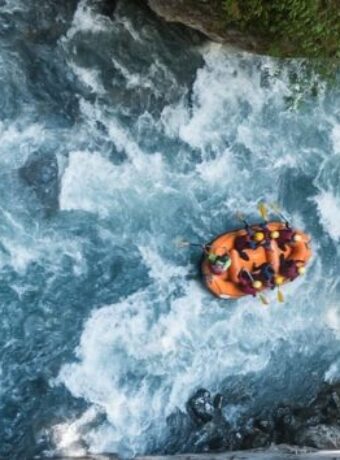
[1,0,340,458]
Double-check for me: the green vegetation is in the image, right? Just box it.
[223,0,340,58]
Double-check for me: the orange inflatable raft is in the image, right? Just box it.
[201,222,312,299]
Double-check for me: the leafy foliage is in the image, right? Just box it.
[223,0,340,58]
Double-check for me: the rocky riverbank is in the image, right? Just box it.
[144,0,340,58]
[185,382,340,453]
[145,0,262,52]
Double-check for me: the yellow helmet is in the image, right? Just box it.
[293,234,302,242]
[274,275,285,285]
[298,266,306,275]
[270,230,280,239]
[254,232,264,242]
[252,280,263,289]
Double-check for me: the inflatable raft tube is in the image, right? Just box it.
[201,222,312,299]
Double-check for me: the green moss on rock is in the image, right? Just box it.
[223,0,340,58]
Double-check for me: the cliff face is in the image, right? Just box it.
[145,0,264,52]
[145,0,340,59]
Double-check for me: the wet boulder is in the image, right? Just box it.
[187,389,214,425]
[145,0,261,51]
[309,383,340,425]
[19,152,59,214]
[294,424,340,449]
[187,389,216,425]
[272,404,306,442]
[192,419,229,451]
[245,427,272,449]
[187,389,230,451]
[238,416,275,450]
[165,409,194,452]
[99,0,117,17]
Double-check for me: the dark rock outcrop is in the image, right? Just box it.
[294,424,340,450]
[144,1,340,59]
[145,0,263,53]
[187,389,230,451]
[187,389,216,425]
[186,383,340,453]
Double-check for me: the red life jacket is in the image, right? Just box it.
[280,259,299,281]
[238,271,257,296]
[234,234,252,252]
[277,228,295,250]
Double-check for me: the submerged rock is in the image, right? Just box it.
[19,152,59,214]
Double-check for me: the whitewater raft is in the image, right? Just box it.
[201,222,311,299]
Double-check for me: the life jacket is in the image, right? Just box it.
[277,227,295,250]
[234,233,254,252]
[253,224,272,249]
[235,225,270,253]
[258,224,271,241]
[279,257,299,281]
[253,263,275,287]
[238,270,257,296]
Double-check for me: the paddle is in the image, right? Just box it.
[175,239,229,252]
[277,288,284,303]
[269,202,290,224]
[258,292,269,305]
[274,275,285,303]
[175,239,204,248]
[257,202,269,222]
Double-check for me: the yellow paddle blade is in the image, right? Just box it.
[258,293,269,305]
[258,202,268,221]
[277,288,284,303]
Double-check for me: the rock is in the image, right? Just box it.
[192,419,229,451]
[187,389,230,451]
[185,382,340,453]
[187,389,216,425]
[271,385,340,448]
[19,152,59,214]
[308,383,340,425]
[145,0,263,52]
[237,416,274,450]
[145,0,340,59]
[93,0,117,18]
[273,405,296,441]
[213,394,223,411]
[294,424,340,449]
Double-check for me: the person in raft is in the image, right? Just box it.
[206,252,231,275]
[238,269,263,296]
[235,222,271,261]
[270,223,303,251]
[252,262,276,289]
[279,254,306,281]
